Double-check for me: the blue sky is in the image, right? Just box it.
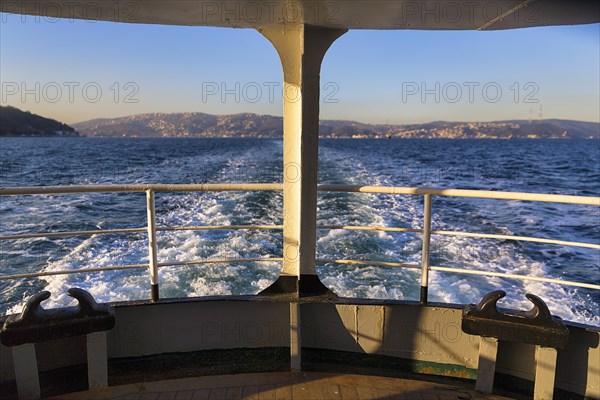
[1,14,598,125]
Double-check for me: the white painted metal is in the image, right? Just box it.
[259,26,346,279]
[4,224,595,251]
[0,183,283,196]
[321,226,599,249]
[319,225,421,233]
[475,337,499,394]
[318,259,600,290]
[317,259,421,270]
[146,190,159,300]
[0,228,147,241]
[0,225,282,241]
[290,302,301,372]
[0,184,598,294]
[431,265,600,290]
[4,183,597,205]
[86,332,108,389]
[0,264,148,281]
[11,344,40,400]
[317,185,600,206]
[0,259,280,281]
[259,25,346,373]
[534,346,558,400]
[159,225,283,232]
[1,300,597,398]
[420,194,432,301]
[432,230,600,250]
[158,258,284,268]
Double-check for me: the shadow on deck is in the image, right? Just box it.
[47,371,513,400]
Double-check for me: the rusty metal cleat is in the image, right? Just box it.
[462,290,569,349]
[1,288,115,347]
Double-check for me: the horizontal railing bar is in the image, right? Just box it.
[0,224,418,242]
[10,258,591,290]
[0,225,284,241]
[318,226,421,233]
[317,259,421,270]
[2,184,598,206]
[0,257,282,280]
[158,225,284,232]
[1,183,598,294]
[0,228,147,241]
[315,226,600,250]
[158,258,283,267]
[430,265,600,290]
[2,225,596,252]
[317,185,600,206]
[0,183,283,196]
[432,230,600,249]
[315,258,599,290]
[0,224,420,242]
[0,264,148,281]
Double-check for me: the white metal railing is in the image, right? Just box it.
[1,184,599,303]
[316,185,600,297]
[0,184,283,301]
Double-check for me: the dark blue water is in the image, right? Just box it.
[1,138,598,325]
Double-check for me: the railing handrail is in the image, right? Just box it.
[2,183,599,206]
[1,183,598,304]
[2,225,596,252]
[316,259,600,291]
[317,184,600,206]
[0,258,284,281]
[0,183,283,196]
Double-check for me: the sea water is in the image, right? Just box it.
[0,137,598,325]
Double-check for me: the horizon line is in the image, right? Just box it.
[71,110,600,126]
[2,105,599,126]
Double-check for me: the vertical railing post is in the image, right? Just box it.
[420,194,432,304]
[146,189,159,302]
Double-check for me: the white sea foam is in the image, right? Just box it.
[314,150,599,326]
[1,140,597,327]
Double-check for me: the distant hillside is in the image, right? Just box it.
[73,112,600,139]
[502,119,600,139]
[74,112,279,138]
[0,106,80,137]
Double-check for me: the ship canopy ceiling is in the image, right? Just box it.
[1,0,598,30]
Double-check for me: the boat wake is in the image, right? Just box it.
[1,138,598,326]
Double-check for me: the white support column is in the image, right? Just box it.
[475,337,499,394]
[86,332,108,389]
[259,24,346,296]
[420,194,432,303]
[290,302,301,372]
[146,189,159,301]
[258,24,346,372]
[12,343,40,400]
[534,346,558,400]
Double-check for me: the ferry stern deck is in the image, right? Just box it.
[1,1,599,400]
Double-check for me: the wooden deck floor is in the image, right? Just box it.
[47,372,513,400]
